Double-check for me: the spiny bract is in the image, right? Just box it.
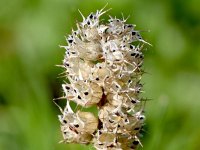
[56,5,149,150]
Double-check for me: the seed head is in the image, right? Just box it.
[56,5,149,150]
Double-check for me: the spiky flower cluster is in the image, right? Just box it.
[57,6,149,150]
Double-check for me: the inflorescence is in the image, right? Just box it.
[56,5,149,150]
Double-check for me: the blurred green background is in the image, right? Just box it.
[0,0,200,150]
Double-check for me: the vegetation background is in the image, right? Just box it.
[0,0,200,149]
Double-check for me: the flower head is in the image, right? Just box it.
[56,5,149,150]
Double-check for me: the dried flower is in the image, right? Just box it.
[56,5,149,150]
